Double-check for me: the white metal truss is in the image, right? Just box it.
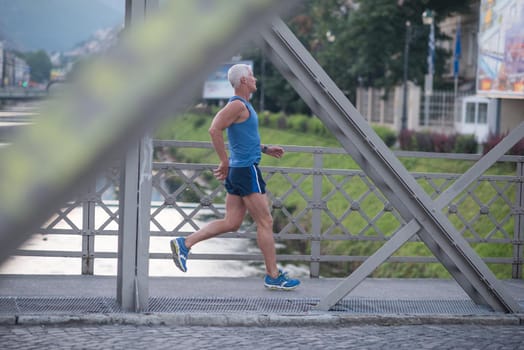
[0,0,298,311]
[0,1,521,314]
[260,17,522,313]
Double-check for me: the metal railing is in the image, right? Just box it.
[8,140,523,279]
[0,87,47,100]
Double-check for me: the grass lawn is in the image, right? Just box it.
[154,112,519,278]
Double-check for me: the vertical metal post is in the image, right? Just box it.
[423,91,430,127]
[423,10,435,127]
[117,136,153,312]
[260,48,265,112]
[81,181,96,275]
[401,21,411,131]
[1,42,5,88]
[310,151,323,278]
[117,145,140,309]
[513,160,524,279]
[379,88,385,124]
[137,136,153,302]
[117,0,157,312]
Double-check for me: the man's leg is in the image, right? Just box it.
[185,194,246,248]
[244,192,300,290]
[170,194,246,272]
[242,193,279,278]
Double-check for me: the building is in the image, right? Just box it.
[0,41,31,87]
[357,0,524,144]
[443,0,524,141]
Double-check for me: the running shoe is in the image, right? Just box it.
[264,270,300,290]
[170,237,189,272]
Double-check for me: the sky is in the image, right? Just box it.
[98,0,125,14]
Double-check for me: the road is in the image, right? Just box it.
[1,323,523,349]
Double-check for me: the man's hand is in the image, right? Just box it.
[265,145,284,159]
[213,161,229,181]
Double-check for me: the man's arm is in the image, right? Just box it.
[208,100,244,180]
[261,144,284,159]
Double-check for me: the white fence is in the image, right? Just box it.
[356,85,473,134]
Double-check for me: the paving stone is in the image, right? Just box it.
[1,324,524,350]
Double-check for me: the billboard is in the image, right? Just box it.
[477,0,524,98]
[202,60,253,99]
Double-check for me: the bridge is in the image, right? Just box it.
[0,1,523,347]
[0,87,47,101]
[1,139,523,323]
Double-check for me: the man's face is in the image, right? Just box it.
[244,69,257,92]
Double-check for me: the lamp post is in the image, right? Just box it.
[422,9,435,127]
[401,21,411,131]
[260,48,265,112]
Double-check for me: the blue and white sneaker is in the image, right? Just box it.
[170,237,189,272]
[264,270,300,291]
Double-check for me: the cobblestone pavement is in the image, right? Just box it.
[1,324,523,349]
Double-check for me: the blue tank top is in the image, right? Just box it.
[227,96,261,167]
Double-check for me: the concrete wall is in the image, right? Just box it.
[500,99,524,133]
[356,84,420,133]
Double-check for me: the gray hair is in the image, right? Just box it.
[227,64,251,88]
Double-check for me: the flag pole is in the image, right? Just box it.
[454,71,458,97]
[454,16,462,99]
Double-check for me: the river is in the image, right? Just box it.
[0,205,271,278]
[0,101,308,278]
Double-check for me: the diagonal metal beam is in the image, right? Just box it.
[433,123,524,209]
[0,1,299,267]
[261,17,521,313]
[316,122,524,310]
[315,220,421,309]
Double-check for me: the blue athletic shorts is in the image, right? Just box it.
[225,164,266,197]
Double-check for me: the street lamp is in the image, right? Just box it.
[422,9,435,127]
[401,21,411,131]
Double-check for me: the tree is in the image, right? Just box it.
[241,46,311,114]
[242,0,474,114]
[18,50,52,83]
[298,0,472,96]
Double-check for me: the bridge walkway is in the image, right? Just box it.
[0,275,522,326]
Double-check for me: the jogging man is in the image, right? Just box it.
[170,63,300,290]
